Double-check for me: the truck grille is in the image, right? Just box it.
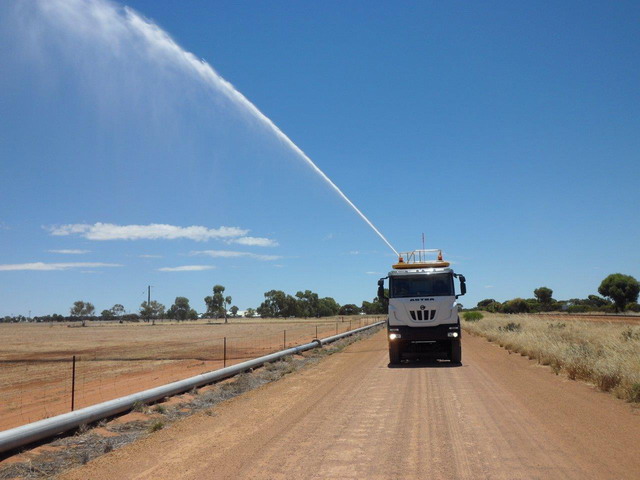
[409,309,436,321]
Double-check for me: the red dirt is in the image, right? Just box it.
[0,318,377,431]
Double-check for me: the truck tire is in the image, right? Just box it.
[449,338,462,364]
[389,343,401,365]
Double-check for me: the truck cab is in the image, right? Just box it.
[379,249,466,364]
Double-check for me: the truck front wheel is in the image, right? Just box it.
[449,338,462,364]
[389,343,401,365]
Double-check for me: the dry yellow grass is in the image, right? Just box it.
[462,313,640,402]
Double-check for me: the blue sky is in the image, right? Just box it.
[1,0,638,316]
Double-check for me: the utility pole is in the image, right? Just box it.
[147,285,154,325]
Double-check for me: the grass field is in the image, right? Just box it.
[462,313,640,402]
[0,316,381,431]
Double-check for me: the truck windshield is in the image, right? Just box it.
[390,274,454,298]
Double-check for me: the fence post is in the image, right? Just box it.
[283,330,287,350]
[315,324,318,339]
[223,337,227,368]
[335,322,338,335]
[349,319,352,331]
[71,355,76,412]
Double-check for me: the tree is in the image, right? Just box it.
[317,297,340,317]
[361,298,385,314]
[485,301,503,313]
[525,298,542,313]
[339,304,361,316]
[477,299,503,313]
[70,300,95,327]
[167,297,192,321]
[110,304,125,318]
[257,290,297,318]
[587,295,611,308]
[230,306,239,317]
[598,274,640,312]
[204,285,232,322]
[502,298,529,314]
[140,300,165,323]
[295,290,320,317]
[477,299,497,309]
[533,287,553,310]
[244,308,256,318]
[100,309,114,320]
[224,296,232,323]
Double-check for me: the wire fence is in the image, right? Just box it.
[0,316,382,431]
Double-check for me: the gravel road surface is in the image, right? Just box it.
[61,330,640,480]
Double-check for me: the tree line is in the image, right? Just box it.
[1,284,387,323]
[472,273,639,314]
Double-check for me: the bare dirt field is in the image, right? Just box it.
[57,330,640,480]
[0,316,379,431]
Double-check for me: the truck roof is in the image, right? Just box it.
[388,267,453,276]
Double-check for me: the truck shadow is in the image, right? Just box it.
[387,360,462,369]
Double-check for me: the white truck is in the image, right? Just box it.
[378,249,466,364]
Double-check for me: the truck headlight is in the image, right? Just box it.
[447,332,459,338]
[389,333,401,340]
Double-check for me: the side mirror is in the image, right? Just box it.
[377,279,385,299]
[458,275,467,297]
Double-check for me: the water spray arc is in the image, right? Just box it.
[135,11,399,255]
[36,0,398,256]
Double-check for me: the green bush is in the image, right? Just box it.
[502,298,529,314]
[148,420,164,432]
[463,311,483,322]
[626,302,640,313]
[567,305,591,313]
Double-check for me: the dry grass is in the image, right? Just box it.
[463,313,640,402]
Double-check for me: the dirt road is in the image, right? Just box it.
[62,331,640,480]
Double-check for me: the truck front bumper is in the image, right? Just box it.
[387,323,460,342]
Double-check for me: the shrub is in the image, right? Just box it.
[498,322,521,332]
[627,383,640,403]
[148,420,164,432]
[567,305,590,313]
[463,311,483,322]
[548,322,566,329]
[596,371,621,392]
[626,302,640,313]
